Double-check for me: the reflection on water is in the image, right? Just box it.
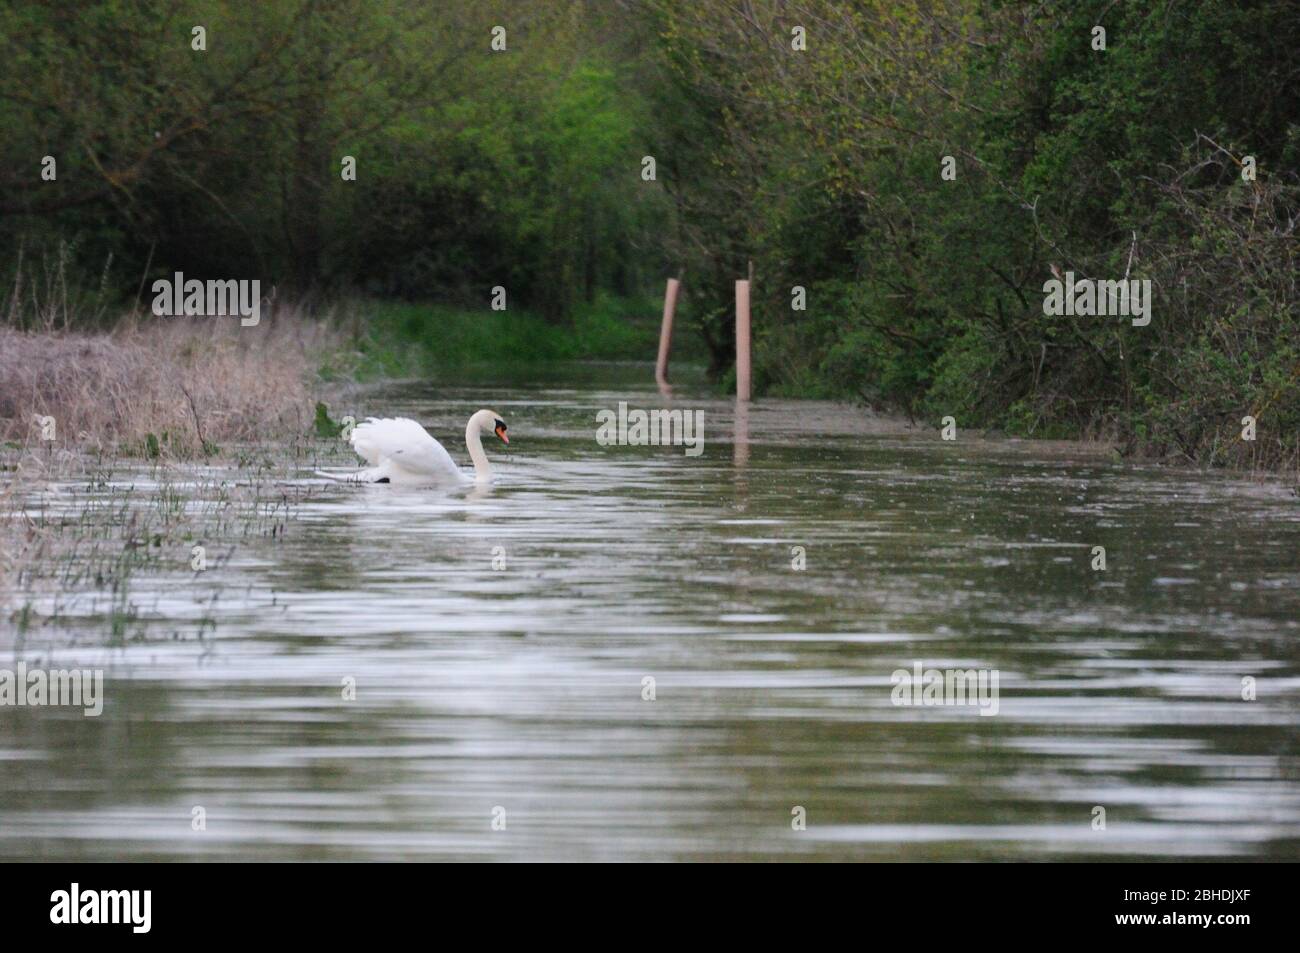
[2,363,1299,861]
[733,397,750,475]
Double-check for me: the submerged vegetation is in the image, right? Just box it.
[0,0,1296,470]
[0,446,335,636]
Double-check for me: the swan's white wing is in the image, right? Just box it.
[350,417,463,482]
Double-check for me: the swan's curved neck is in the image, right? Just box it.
[466,417,491,481]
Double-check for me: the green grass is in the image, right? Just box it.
[354,293,701,379]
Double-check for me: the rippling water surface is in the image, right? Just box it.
[3,364,1299,860]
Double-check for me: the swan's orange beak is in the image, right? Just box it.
[495,423,509,444]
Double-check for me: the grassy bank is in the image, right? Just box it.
[351,293,695,380]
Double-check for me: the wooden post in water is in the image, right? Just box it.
[735,278,752,401]
[655,278,680,390]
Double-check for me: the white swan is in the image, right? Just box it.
[342,409,508,485]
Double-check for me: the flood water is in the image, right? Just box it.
[3,363,1299,861]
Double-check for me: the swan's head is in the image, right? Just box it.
[472,408,508,444]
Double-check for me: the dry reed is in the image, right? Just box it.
[1,305,346,456]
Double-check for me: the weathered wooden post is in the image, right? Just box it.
[655,278,680,390]
[735,278,751,401]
